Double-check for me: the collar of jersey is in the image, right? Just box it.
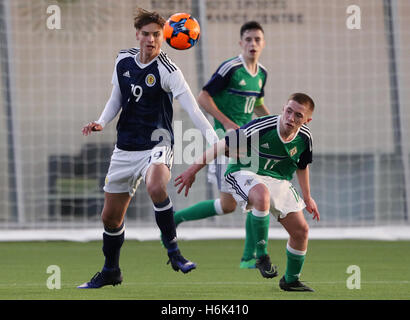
[134,50,160,69]
[239,54,259,78]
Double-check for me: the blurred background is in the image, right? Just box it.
[0,0,409,239]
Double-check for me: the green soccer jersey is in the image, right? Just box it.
[224,115,313,181]
[202,55,267,137]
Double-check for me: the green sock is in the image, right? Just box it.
[242,211,256,261]
[249,211,270,258]
[285,246,306,283]
[174,200,217,226]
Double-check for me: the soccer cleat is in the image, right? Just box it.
[239,258,256,269]
[255,254,278,279]
[167,250,196,273]
[279,275,314,292]
[77,268,123,289]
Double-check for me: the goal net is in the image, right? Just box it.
[0,0,409,239]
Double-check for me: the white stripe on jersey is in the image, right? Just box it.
[218,57,242,77]
[117,48,139,60]
[299,125,313,151]
[219,61,242,77]
[258,62,267,73]
[243,116,278,137]
[128,47,140,55]
[116,49,177,75]
[299,126,313,145]
[119,47,139,54]
[299,125,312,140]
[158,52,177,73]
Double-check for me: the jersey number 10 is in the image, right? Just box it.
[244,96,256,114]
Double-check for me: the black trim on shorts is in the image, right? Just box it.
[225,173,248,202]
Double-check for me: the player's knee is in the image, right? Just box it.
[101,214,122,230]
[294,223,309,242]
[146,182,167,202]
[249,184,270,211]
[221,201,236,214]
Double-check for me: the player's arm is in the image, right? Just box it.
[162,66,219,145]
[175,138,228,196]
[296,166,320,221]
[253,72,269,117]
[82,84,122,136]
[175,124,247,196]
[254,102,270,117]
[177,89,219,145]
[198,90,239,131]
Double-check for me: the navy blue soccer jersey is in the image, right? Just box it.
[112,48,189,151]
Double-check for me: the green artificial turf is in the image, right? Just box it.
[0,239,409,300]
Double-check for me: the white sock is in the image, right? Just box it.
[214,198,224,215]
[286,241,307,255]
[251,208,269,217]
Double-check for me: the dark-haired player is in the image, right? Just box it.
[173,21,270,271]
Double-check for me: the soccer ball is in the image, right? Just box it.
[163,13,200,50]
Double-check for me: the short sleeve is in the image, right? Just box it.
[203,57,241,96]
[297,148,312,169]
[164,69,189,98]
[297,134,313,169]
[202,70,232,97]
[161,68,189,98]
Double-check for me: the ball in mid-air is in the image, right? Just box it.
[163,13,200,50]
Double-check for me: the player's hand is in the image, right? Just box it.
[82,122,103,136]
[304,197,320,221]
[174,169,196,197]
[223,120,240,132]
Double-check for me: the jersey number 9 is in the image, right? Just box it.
[131,84,143,102]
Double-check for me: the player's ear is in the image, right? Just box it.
[136,31,140,41]
[304,106,313,124]
[239,35,245,49]
[260,36,266,49]
[304,111,313,124]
